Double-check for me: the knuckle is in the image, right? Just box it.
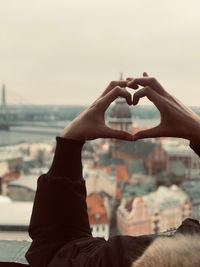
[93,98,102,109]
[151,77,157,84]
[109,81,117,87]
[114,86,122,94]
[144,86,150,94]
[95,102,101,109]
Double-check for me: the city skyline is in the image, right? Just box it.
[1,0,200,105]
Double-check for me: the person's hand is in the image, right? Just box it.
[62,81,136,141]
[127,72,200,143]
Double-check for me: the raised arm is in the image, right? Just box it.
[26,80,135,266]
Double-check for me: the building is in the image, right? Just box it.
[108,96,133,133]
[155,160,186,187]
[0,148,23,195]
[87,193,110,240]
[117,185,191,236]
[7,174,38,201]
[112,139,168,176]
[181,178,200,220]
[0,148,22,175]
[85,168,117,199]
[107,75,133,153]
[0,162,9,178]
[162,138,200,178]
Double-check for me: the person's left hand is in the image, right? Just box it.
[62,81,135,141]
[127,72,200,142]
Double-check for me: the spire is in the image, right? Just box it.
[116,72,126,103]
[109,73,132,120]
[119,72,124,81]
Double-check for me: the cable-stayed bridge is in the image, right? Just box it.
[0,84,68,135]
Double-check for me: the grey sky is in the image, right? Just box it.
[0,0,200,105]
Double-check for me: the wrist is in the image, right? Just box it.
[61,123,85,141]
[187,119,200,143]
[48,137,85,178]
[62,131,84,141]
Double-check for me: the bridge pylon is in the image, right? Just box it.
[0,84,9,130]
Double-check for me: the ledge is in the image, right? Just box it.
[0,240,30,266]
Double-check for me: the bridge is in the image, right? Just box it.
[0,85,68,134]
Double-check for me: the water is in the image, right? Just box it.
[133,118,160,127]
[0,120,67,146]
[0,130,55,146]
[0,118,160,146]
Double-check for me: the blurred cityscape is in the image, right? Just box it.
[1,84,200,241]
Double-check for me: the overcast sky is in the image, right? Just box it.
[0,0,200,106]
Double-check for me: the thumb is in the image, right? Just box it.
[105,127,134,141]
[133,126,161,141]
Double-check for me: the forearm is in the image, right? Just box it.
[48,137,84,178]
[28,137,92,242]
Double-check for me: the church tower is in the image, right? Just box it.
[107,74,133,153]
[107,74,133,134]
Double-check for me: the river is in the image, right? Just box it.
[0,118,160,146]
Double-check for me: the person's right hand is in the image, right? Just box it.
[62,80,135,141]
[127,72,200,143]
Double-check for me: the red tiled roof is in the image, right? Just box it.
[87,193,109,225]
[3,172,20,181]
[116,165,129,182]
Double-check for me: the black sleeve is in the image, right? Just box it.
[28,137,92,242]
[189,141,200,157]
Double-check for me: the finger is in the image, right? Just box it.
[126,77,138,89]
[100,80,128,97]
[132,86,162,111]
[127,77,166,96]
[100,86,132,111]
[143,72,148,77]
[133,125,162,141]
[103,126,133,141]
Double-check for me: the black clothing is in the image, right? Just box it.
[25,137,200,267]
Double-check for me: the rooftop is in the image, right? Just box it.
[8,175,38,192]
[168,161,186,176]
[125,159,147,176]
[0,149,22,162]
[109,97,132,120]
[87,193,109,225]
[143,185,189,213]
[118,140,156,158]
